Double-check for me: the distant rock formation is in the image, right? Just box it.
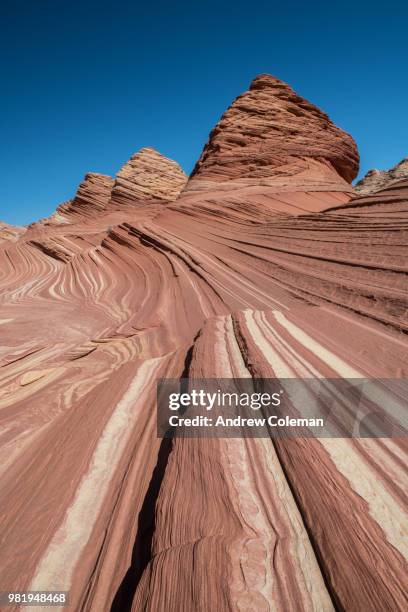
[110,147,187,208]
[41,148,187,226]
[0,221,26,243]
[355,157,408,194]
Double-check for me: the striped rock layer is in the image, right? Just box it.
[355,157,408,195]
[43,148,187,225]
[51,173,115,224]
[0,76,407,612]
[186,74,359,196]
[111,147,187,208]
[0,221,26,243]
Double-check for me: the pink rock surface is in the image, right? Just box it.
[0,76,406,612]
[110,147,187,208]
[49,173,115,224]
[186,74,358,195]
[0,221,26,243]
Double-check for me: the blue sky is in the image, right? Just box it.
[1,0,407,225]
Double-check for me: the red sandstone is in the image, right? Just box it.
[0,75,406,612]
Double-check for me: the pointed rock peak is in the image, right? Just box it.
[72,172,114,209]
[123,147,185,175]
[249,73,292,91]
[129,146,165,159]
[35,149,187,225]
[34,172,115,226]
[189,74,359,190]
[83,172,113,181]
[111,148,187,206]
[49,172,114,223]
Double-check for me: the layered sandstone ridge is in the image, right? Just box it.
[184,74,359,198]
[355,157,408,194]
[44,147,187,225]
[110,147,187,208]
[0,75,407,612]
[16,148,187,264]
[50,173,115,224]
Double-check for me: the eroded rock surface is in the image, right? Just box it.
[49,173,115,224]
[0,221,26,243]
[187,74,358,195]
[355,157,408,194]
[111,147,187,208]
[0,76,406,612]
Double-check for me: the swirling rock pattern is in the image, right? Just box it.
[0,76,407,612]
[0,221,25,243]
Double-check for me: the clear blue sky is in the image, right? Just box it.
[1,0,407,225]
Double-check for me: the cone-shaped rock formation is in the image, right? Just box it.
[110,147,187,208]
[186,74,358,195]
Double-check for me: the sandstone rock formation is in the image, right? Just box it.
[49,173,115,224]
[43,148,187,226]
[187,74,358,194]
[354,157,408,194]
[0,76,406,612]
[0,221,25,243]
[110,147,187,208]
[179,75,359,219]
